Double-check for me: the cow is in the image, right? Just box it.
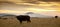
[55,16,58,19]
[16,15,31,23]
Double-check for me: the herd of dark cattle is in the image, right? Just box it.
[0,15,59,24]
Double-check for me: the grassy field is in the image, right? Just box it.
[0,17,60,27]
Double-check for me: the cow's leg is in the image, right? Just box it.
[18,20,22,24]
[27,19,31,23]
[20,20,22,24]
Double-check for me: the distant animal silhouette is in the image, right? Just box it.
[55,16,58,19]
[16,15,31,23]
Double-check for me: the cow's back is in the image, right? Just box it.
[16,15,30,21]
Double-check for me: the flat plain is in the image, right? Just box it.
[0,17,60,27]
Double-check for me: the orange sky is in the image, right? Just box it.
[0,0,60,16]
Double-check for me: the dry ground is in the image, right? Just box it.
[0,17,60,27]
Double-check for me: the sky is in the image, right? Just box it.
[0,0,60,16]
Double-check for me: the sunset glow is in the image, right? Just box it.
[0,0,60,16]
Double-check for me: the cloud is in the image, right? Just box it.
[38,0,60,2]
[0,0,60,16]
[0,1,16,4]
[0,0,60,4]
[17,0,60,4]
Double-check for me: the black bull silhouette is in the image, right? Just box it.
[16,15,31,23]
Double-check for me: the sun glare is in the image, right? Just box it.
[27,8,56,12]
